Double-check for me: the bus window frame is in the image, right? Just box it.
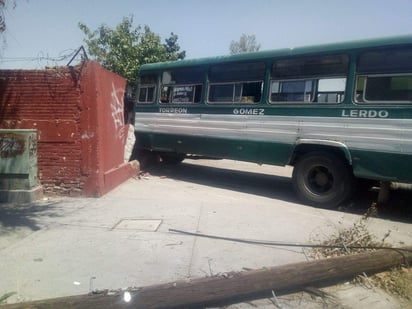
[137,84,156,104]
[269,76,347,105]
[268,78,317,104]
[316,77,347,104]
[355,73,412,104]
[207,80,264,105]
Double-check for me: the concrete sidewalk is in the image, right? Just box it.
[1,160,411,308]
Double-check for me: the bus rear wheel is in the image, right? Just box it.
[292,152,353,208]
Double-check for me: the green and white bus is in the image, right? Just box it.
[133,35,412,208]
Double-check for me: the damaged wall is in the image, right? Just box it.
[0,61,138,197]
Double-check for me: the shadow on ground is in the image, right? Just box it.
[346,187,412,223]
[149,160,296,201]
[147,161,412,223]
[0,201,62,233]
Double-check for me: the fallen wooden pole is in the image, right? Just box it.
[2,247,411,309]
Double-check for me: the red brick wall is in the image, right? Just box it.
[78,61,134,196]
[0,62,138,196]
[0,67,83,194]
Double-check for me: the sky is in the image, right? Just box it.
[1,0,411,69]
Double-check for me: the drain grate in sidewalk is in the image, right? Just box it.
[111,219,162,232]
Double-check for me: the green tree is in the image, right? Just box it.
[0,0,6,33]
[79,16,185,85]
[1,0,18,47]
[164,32,186,60]
[229,34,261,55]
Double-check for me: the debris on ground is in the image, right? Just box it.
[309,217,386,259]
[134,171,151,180]
[308,206,412,302]
[134,171,167,180]
[372,267,412,301]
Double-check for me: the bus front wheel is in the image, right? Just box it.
[292,152,353,208]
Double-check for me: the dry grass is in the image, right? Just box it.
[309,212,412,301]
[372,267,412,300]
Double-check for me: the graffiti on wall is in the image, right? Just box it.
[0,133,26,158]
[110,82,126,140]
[28,134,38,157]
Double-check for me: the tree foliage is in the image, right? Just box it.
[0,0,6,33]
[0,0,17,33]
[79,16,185,85]
[229,34,261,55]
[1,0,18,50]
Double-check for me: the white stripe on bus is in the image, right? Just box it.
[134,113,412,153]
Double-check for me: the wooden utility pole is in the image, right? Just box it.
[2,247,411,309]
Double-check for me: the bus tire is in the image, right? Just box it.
[160,153,185,164]
[292,152,353,208]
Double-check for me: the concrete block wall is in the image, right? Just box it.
[0,62,138,197]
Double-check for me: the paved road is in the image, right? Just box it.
[1,159,411,308]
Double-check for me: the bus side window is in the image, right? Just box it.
[361,75,412,103]
[241,81,262,103]
[270,54,349,104]
[208,61,265,104]
[172,85,201,103]
[208,81,262,104]
[137,85,155,103]
[356,75,412,103]
[356,47,412,104]
[270,80,315,103]
[137,73,157,104]
[161,84,203,104]
[209,84,234,103]
[160,68,204,104]
[316,78,346,103]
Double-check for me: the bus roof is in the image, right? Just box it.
[139,34,412,73]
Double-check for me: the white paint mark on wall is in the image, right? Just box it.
[81,132,95,140]
[110,82,125,140]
